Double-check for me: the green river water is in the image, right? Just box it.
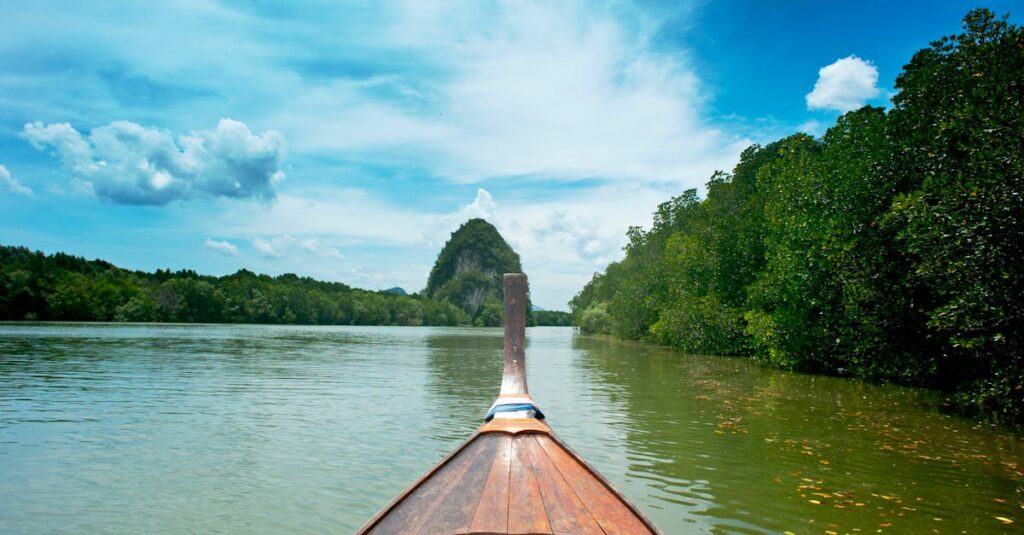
[0,323,1021,533]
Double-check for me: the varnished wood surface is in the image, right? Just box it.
[478,417,551,435]
[358,273,657,534]
[358,427,658,534]
[499,273,529,396]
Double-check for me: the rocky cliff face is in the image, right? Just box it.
[425,219,523,324]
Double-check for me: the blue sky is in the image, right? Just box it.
[0,1,1018,309]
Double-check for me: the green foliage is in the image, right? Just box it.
[115,294,157,322]
[571,9,1024,423]
[652,293,747,355]
[473,299,504,327]
[425,218,524,321]
[434,270,494,318]
[0,245,468,327]
[886,9,1024,418]
[529,310,573,327]
[577,302,612,335]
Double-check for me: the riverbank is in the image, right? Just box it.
[0,245,572,327]
[2,323,1021,532]
[570,10,1024,424]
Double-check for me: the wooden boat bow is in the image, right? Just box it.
[357,273,658,535]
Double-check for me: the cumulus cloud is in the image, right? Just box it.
[0,164,33,196]
[797,119,825,137]
[22,119,284,205]
[272,2,747,184]
[301,238,320,252]
[210,182,680,308]
[300,238,345,260]
[252,235,297,258]
[203,238,239,256]
[321,247,345,260]
[806,55,881,112]
[465,188,496,219]
[7,2,743,187]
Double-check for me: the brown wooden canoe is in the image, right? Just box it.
[357,274,659,535]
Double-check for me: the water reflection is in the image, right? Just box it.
[572,334,1024,533]
[423,330,503,438]
[1,324,1022,534]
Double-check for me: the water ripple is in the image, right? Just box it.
[1,324,1022,533]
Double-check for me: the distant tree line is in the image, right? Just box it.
[0,246,474,326]
[571,10,1024,421]
[0,246,573,327]
[530,310,573,327]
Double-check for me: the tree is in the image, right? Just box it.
[886,9,1024,417]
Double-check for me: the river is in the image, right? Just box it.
[0,323,1021,533]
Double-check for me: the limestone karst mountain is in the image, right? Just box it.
[424,219,524,326]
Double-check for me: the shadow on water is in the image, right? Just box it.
[571,334,1024,533]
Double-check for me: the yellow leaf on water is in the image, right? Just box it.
[809,499,821,505]
[820,459,830,465]
[995,516,1014,525]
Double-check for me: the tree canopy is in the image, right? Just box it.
[0,245,470,327]
[1,222,573,327]
[571,9,1024,422]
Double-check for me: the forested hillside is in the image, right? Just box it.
[0,221,572,327]
[425,218,524,326]
[0,246,469,326]
[571,10,1024,421]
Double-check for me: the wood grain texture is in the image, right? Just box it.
[366,436,490,534]
[357,430,487,534]
[415,435,500,534]
[479,418,551,435]
[536,435,656,534]
[523,435,605,535]
[359,425,659,534]
[507,434,552,534]
[359,271,658,534]
[467,435,513,534]
[500,273,528,396]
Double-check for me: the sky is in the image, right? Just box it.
[0,1,1019,310]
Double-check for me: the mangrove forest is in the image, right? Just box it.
[570,9,1024,422]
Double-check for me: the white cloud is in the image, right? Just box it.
[0,164,33,196]
[251,235,296,258]
[2,1,747,308]
[271,2,747,184]
[465,188,496,219]
[322,247,345,260]
[209,182,682,308]
[300,238,345,260]
[218,188,429,246]
[806,55,881,112]
[203,238,239,256]
[22,118,284,205]
[797,119,825,137]
[251,238,278,257]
